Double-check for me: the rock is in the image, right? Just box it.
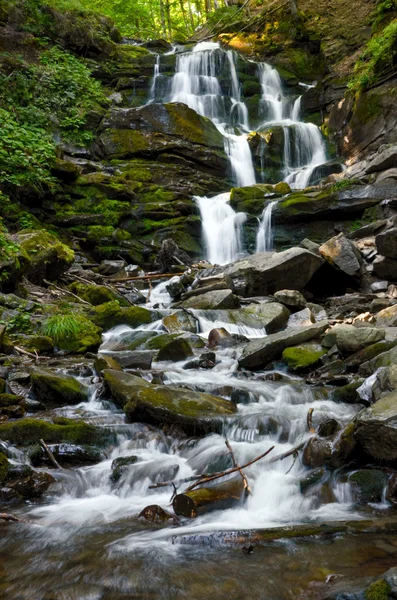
[0,417,110,446]
[348,469,388,504]
[91,301,158,330]
[0,393,24,407]
[317,419,340,437]
[354,391,397,462]
[30,443,104,467]
[345,340,397,371]
[51,158,81,182]
[332,381,363,404]
[69,282,128,306]
[359,344,397,376]
[155,239,193,273]
[223,248,324,297]
[366,145,397,174]
[323,324,385,355]
[382,567,397,597]
[373,255,397,280]
[103,370,236,435]
[376,304,397,327]
[97,260,126,275]
[371,281,389,292]
[319,234,362,277]
[376,227,397,259]
[184,351,216,370]
[208,328,235,348]
[282,343,326,372]
[139,504,176,523]
[180,289,240,310]
[16,230,75,285]
[287,308,314,327]
[299,468,326,493]
[111,455,138,482]
[274,289,307,309]
[7,469,55,498]
[116,351,154,369]
[94,354,123,373]
[302,423,356,469]
[157,338,193,362]
[162,312,197,334]
[30,369,87,408]
[238,321,329,370]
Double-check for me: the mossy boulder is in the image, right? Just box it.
[0,417,110,446]
[94,354,123,373]
[354,391,397,462]
[282,344,326,372]
[157,337,194,362]
[103,370,236,435]
[348,469,388,504]
[91,301,157,330]
[69,282,129,306]
[111,455,138,482]
[0,451,9,483]
[30,368,88,408]
[16,230,75,285]
[16,335,54,354]
[180,290,240,310]
[364,579,391,600]
[162,312,197,334]
[0,393,24,407]
[332,381,363,404]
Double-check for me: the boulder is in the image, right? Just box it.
[319,234,362,277]
[348,469,388,504]
[373,255,397,280]
[208,328,235,348]
[0,417,109,446]
[180,290,240,310]
[94,354,123,373]
[302,423,356,470]
[274,289,307,309]
[103,370,236,435]
[366,145,397,174]
[282,343,326,372]
[223,248,324,297]
[359,344,397,376]
[115,351,154,369]
[157,338,193,362]
[287,308,314,327]
[16,230,75,285]
[30,369,87,407]
[30,443,104,467]
[354,391,397,462]
[111,455,138,482]
[98,260,126,275]
[162,312,197,334]
[322,324,385,355]
[238,321,328,370]
[376,227,397,259]
[376,303,397,327]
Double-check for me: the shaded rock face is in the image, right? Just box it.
[323,324,385,355]
[319,234,362,278]
[376,227,397,259]
[354,391,397,462]
[180,289,240,310]
[30,369,88,408]
[223,248,324,297]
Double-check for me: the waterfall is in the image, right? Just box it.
[258,63,285,122]
[148,54,160,103]
[256,201,277,253]
[195,192,247,265]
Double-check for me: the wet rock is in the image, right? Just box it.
[345,340,397,371]
[317,419,340,438]
[30,368,87,408]
[184,351,216,370]
[157,337,193,362]
[155,239,193,273]
[103,370,236,436]
[299,468,325,493]
[111,455,138,482]
[319,234,362,277]
[7,469,55,498]
[238,321,329,370]
[180,289,240,310]
[287,308,315,327]
[117,351,154,369]
[323,324,385,355]
[332,381,363,404]
[303,423,356,469]
[359,344,397,376]
[223,247,324,297]
[348,469,388,504]
[274,289,307,309]
[91,301,158,330]
[30,443,104,467]
[208,328,235,348]
[230,389,252,405]
[0,417,110,447]
[282,343,326,372]
[97,260,126,275]
[139,504,176,523]
[373,255,397,280]
[354,391,397,462]
[94,354,123,373]
[163,312,197,334]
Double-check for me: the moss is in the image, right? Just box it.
[69,282,129,307]
[0,451,9,483]
[31,369,87,406]
[354,91,382,124]
[0,378,5,394]
[91,301,155,330]
[140,188,177,204]
[17,230,74,284]
[365,579,391,600]
[282,345,326,372]
[0,417,110,446]
[157,337,193,362]
[16,335,54,354]
[0,393,23,407]
[349,469,388,503]
[99,129,151,159]
[122,166,153,183]
[145,333,179,350]
[333,381,362,403]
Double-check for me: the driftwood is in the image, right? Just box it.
[225,440,251,494]
[43,279,92,306]
[109,272,184,283]
[307,408,315,433]
[267,441,305,465]
[39,439,63,470]
[173,476,245,518]
[0,513,24,522]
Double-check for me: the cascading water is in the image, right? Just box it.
[255,200,277,252]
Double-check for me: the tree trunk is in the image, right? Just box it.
[159,0,167,38]
[173,476,245,518]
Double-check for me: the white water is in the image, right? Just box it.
[256,200,277,252]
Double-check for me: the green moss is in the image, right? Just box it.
[91,301,155,330]
[140,188,177,204]
[99,129,151,159]
[354,91,383,124]
[145,333,178,350]
[282,346,326,372]
[333,381,362,403]
[0,417,111,446]
[16,335,54,354]
[122,166,153,183]
[0,393,23,407]
[0,378,5,394]
[365,579,391,600]
[43,313,101,353]
[0,451,9,483]
[69,282,129,306]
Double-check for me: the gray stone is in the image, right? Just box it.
[359,344,397,376]
[373,255,397,280]
[157,338,193,362]
[354,391,397,461]
[319,234,362,277]
[376,303,397,327]
[376,168,397,183]
[366,144,397,174]
[98,260,125,275]
[371,280,388,292]
[376,227,397,258]
[274,289,307,309]
[238,321,329,370]
[287,308,314,327]
[180,289,240,310]
[223,248,324,297]
[322,324,385,355]
[116,351,155,369]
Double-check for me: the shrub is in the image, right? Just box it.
[43,313,101,351]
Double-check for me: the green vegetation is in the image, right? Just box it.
[0,452,9,483]
[365,579,391,600]
[282,346,326,372]
[43,313,101,351]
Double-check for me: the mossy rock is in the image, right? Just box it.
[365,579,391,600]
[0,393,23,407]
[16,335,54,354]
[111,455,138,482]
[332,381,363,404]
[16,230,75,285]
[103,370,236,436]
[145,333,179,350]
[0,451,9,483]
[0,378,5,394]
[91,301,157,330]
[0,417,110,446]
[348,469,388,504]
[69,282,129,307]
[282,344,326,372]
[157,337,194,362]
[94,354,123,373]
[30,368,88,408]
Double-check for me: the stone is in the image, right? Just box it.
[207,328,235,348]
[111,455,138,482]
[359,344,397,376]
[94,354,123,373]
[103,370,236,435]
[16,230,75,285]
[30,443,104,467]
[287,308,314,327]
[376,303,397,327]
[30,368,88,408]
[373,255,397,280]
[282,343,326,372]
[98,260,126,275]
[354,391,397,461]
[223,248,324,297]
[323,324,385,355]
[317,419,340,437]
[302,423,356,470]
[238,321,329,370]
[366,145,397,174]
[274,289,307,309]
[332,381,363,404]
[0,417,109,447]
[348,469,388,504]
[345,340,397,371]
[180,289,240,310]
[371,281,389,292]
[319,234,362,277]
[162,312,197,334]
[7,469,55,498]
[157,338,193,362]
[376,227,397,259]
[116,351,154,369]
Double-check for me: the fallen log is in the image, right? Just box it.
[173,476,245,518]
[225,440,251,494]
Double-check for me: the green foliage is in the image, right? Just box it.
[1,313,32,334]
[331,178,361,191]
[365,579,391,600]
[349,18,397,91]
[43,312,100,351]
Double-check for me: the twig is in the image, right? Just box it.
[146,280,153,304]
[39,439,63,470]
[0,512,23,522]
[149,472,214,490]
[307,408,315,433]
[109,272,184,283]
[285,452,299,475]
[225,439,251,494]
[14,346,37,359]
[43,279,92,306]
[185,446,275,493]
[267,441,305,465]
